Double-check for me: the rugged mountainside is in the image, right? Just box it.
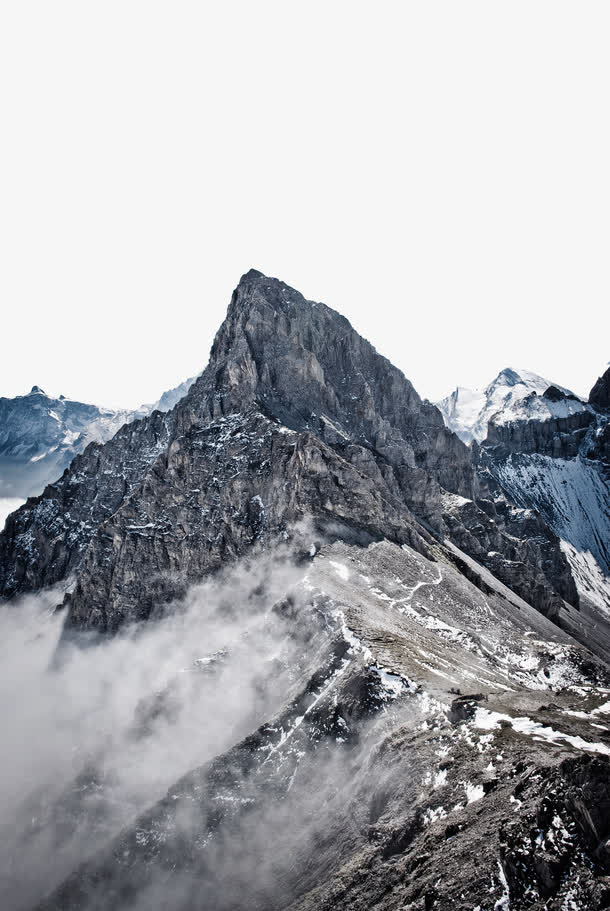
[8,536,610,911]
[1,272,610,911]
[0,377,198,500]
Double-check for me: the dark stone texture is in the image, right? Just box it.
[590,366,610,411]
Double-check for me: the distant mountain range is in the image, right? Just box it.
[0,376,197,497]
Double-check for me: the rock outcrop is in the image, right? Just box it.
[590,365,610,411]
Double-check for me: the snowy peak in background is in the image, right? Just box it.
[0,375,198,498]
[466,364,610,612]
[0,387,127,498]
[437,367,587,444]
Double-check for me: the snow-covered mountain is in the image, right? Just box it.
[0,386,133,498]
[0,375,198,499]
[437,367,589,444]
[438,366,610,614]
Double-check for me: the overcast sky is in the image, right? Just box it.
[1,2,608,409]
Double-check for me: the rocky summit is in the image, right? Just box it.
[1,271,610,911]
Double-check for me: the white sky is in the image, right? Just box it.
[1,2,608,409]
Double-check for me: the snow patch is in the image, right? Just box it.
[464,782,484,803]
[474,707,610,755]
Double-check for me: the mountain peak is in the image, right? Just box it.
[491,367,524,388]
[203,272,464,486]
[486,367,562,396]
[29,385,46,395]
[239,267,266,283]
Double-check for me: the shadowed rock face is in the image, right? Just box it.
[590,366,610,412]
[0,271,578,633]
[483,407,595,460]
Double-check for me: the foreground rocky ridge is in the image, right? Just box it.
[0,271,579,636]
[21,539,610,911]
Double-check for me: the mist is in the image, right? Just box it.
[0,524,431,911]
[0,546,315,909]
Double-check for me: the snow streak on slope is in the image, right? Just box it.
[490,453,610,610]
[437,368,586,444]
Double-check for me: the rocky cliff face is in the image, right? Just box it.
[0,271,578,632]
[483,402,595,461]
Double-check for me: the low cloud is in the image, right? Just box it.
[0,545,311,910]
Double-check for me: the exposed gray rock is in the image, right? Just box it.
[0,410,171,597]
[483,407,595,460]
